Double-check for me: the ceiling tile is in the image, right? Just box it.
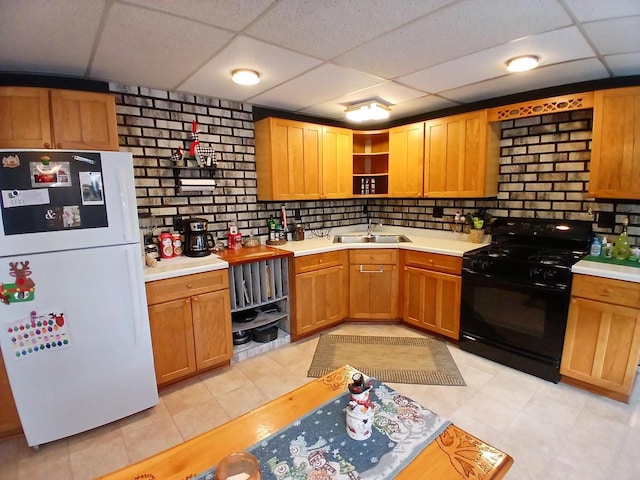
[248,64,385,112]
[333,0,573,78]
[179,36,322,102]
[0,0,105,75]
[387,95,460,120]
[244,0,456,60]
[90,3,234,89]
[563,0,640,22]
[603,53,640,76]
[398,26,596,94]
[126,0,276,31]
[582,17,640,55]
[439,58,609,103]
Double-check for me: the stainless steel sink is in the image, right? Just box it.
[333,234,411,244]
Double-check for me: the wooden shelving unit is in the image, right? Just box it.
[228,257,290,361]
[352,130,389,196]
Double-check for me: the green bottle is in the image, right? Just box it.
[613,217,631,260]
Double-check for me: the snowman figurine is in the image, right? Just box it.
[345,373,375,441]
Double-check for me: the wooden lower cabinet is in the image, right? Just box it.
[293,251,348,338]
[0,353,22,438]
[349,250,398,320]
[401,251,462,339]
[560,274,640,402]
[146,270,232,387]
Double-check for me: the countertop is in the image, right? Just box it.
[143,225,487,282]
[572,259,640,284]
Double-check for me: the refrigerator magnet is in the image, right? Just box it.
[0,261,36,305]
[2,155,20,168]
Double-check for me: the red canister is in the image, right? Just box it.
[159,232,174,258]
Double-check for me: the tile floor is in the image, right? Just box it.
[1,322,639,480]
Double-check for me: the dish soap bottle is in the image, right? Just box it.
[613,217,631,260]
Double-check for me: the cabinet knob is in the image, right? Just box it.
[603,288,613,296]
[187,284,193,289]
[192,296,198,301]
[56,143,62,149]
[44,143,50,148]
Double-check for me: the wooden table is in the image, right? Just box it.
[100,366,513,479]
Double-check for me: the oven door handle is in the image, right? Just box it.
[462,268,569,293]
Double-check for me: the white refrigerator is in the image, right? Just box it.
[0,149,158,448]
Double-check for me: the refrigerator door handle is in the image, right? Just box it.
[125,247,143,345]
[117,169,136,243]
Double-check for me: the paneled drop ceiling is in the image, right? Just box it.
[1,0,639,122]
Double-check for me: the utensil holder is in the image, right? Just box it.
[469,228,485,244]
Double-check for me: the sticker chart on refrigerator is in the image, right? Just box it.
[0,149,158,450]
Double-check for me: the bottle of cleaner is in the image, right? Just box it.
[613,217,631,260]
[590,236,601,257]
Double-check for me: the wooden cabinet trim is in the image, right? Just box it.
[487,92,594,121]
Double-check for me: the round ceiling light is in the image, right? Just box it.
[231,69,260,86]
[506,55,540,73]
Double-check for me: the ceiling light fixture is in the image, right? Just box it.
[505,55,540,73]
[231,69,260,86]
[345,101,391,122]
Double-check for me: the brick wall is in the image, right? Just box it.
[110,83,639,247]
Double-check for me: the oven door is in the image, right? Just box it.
[460,269,570,361]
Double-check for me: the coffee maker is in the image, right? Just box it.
[183,218,214,257]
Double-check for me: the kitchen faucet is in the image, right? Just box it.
[366,219,382,237]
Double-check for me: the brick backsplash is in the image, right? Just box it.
[110,83,639,248]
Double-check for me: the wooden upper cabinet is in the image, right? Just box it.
[388,122,424,197]
[424,110,500,198]
[49,89,119,151]
[0,86,119,151]
[589,86,640,200]
[255,117,322,200]
[321,125,353,198]
[0,87,53,149]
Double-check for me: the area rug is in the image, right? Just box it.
[308,334,466,386]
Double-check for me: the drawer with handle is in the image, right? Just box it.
[146,269,229,305]
[571,274,640,308]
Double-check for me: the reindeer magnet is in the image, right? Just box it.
[1,261,36,305]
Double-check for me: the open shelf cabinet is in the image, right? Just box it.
[228,257,290,362]
[352,130,389,195]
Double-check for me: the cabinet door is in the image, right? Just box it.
[148,299,197,386]
[192,290,232,371]
[403,266,461,340]
[424,110,499,198]
[50,89,119,151]
[389,122,424,197]
[256,118,322,200]
[349,264,398,319]
[0,86,53,149]
[589,87,640,199]
[321,126,353,198]
[0,353,22,438]
[295,265,348,336]
[561,297,640,397]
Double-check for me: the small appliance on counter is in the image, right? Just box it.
[183,217,214,257]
